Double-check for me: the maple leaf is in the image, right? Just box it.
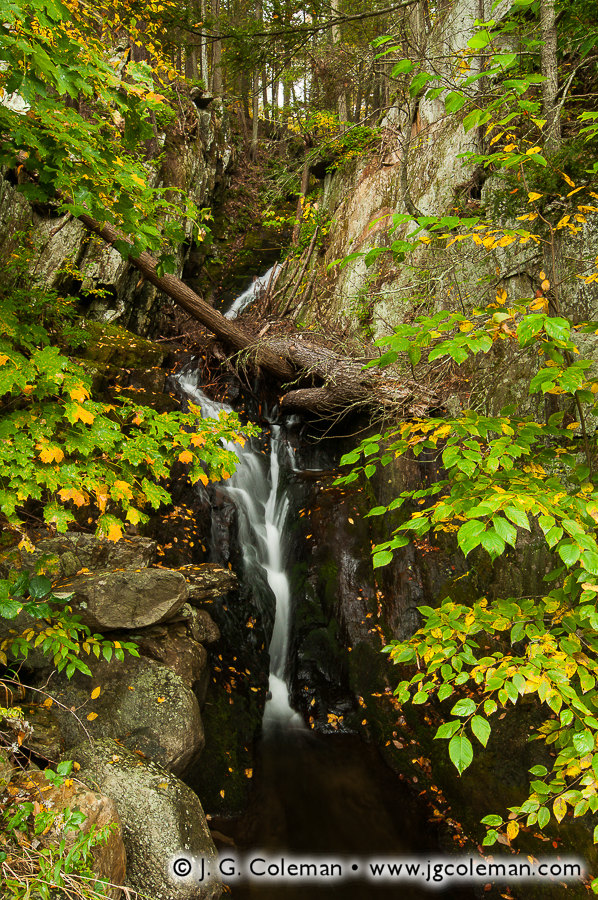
[69,384,90,403]
[106,521,123,542]
[59,487,86,506]
[74,405,95,425]
[39,446,64,464]
[178,449,193,464]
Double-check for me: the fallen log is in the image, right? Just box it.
[77,214,295,382]
[268,337,438,417]
[74,213,437,418]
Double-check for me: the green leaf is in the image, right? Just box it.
[471,715,491,747]
[391,59,415,76]
[445,92,467,114]
[373,550,394,569]
[28,574,52,600]
[481,814,503,826]
[537,807,550,828]
[504,507,530,530]
[493,516,517,547]
[457,519,486,556]
[451,697,476,717]
[448,733,474,774]
[435,720,461,739]
[573,730,594,755]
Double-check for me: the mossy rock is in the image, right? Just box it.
[79,321,169,370]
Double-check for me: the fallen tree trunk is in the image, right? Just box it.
[77,214,295,382]
[268,338,438,417]
[75,213,437,418]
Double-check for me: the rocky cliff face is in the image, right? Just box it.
[0,100,233,337]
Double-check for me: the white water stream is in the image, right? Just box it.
[223,263,280,319]
[177,270,303,731]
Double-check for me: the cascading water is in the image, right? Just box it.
[176,365,303,732]
[223,263,280,320]
[178,272,476,900]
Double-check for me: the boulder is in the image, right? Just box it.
[48,654,203,774]
[187,609,221,645]
[10,769,126,899]
[68,739,222,900]
[130,622,209,689]
[178,564,237,605]
[55,567,188,632]
[2,533,156,579]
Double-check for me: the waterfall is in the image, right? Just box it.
[223,264,280,319]
[175,366,303,732]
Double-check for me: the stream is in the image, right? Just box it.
[177,275,475,900]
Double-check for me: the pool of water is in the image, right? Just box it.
[210,730,475,900]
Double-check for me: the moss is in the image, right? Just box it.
[79,321,168,369]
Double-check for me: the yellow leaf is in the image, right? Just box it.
[528,192,543,202]
[553,796,567,823]
[178,450,193,464]
[0,354,9,366]
[131,173,146,187]
[157,696,166,703]
[503,143,517,153]
[113,480,133,500]
[58,487,86,507]
[526,146,542,155]
[106,522,123,542]
[74,405,95,425]
[541,279,550,291]
[69,385,90,403]
[126,507,142,525]
[87,712,98,721]
[198,473,209,486]
[561,172,576,188]
[40,446,64,464]
[190,433,206,447]
[506,821,520,841]
[95,486,109,512]
[90,687,101,699]
[43,697,53,708]
[245,768,253,778]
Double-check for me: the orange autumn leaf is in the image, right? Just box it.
[190,433,205,447]
[106,522,123,542]
[74,404,95,425]
[69,385,90,403]
[58,487,86,507]
[39,445,64,464]
[95,486,109,512]
[198,473,209,486]
[178,449,193,464]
